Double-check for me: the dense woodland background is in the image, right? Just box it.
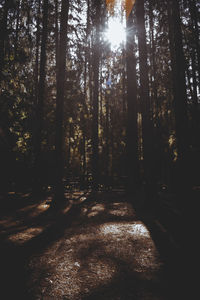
[0,0,199,208]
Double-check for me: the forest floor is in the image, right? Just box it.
[0,189,195,300]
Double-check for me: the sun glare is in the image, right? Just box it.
[105,18,126,49]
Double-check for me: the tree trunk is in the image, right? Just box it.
[91,0,101,190]
[0,2,9,79]
[126,10,139,195]
[168,0,189,159]
[14,0,20,60]
[33,0,49,193]
[136,0,155,203]
[105,87,110,189]
[34,0,41,104]
[188,0,200,85]
[55,0,59,77]
[54,0,69,204]
[167,0,190,199]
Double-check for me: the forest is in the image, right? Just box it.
[0,0,199,299]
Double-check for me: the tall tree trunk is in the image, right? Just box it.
[105,86,110,189]
[14,0,20,60]
[168,0,189,159]
[126,10,139,195]
[33,0,49,193]
[149,0,158,124]
[80,0,90,189]
[167,0,190,198]
[54,0,69,204]
[136,0,155,203]
[188,0,200,85]
[55,0,59,76]
[34,0,41,104]
[91,0,101,190]
[0,1,9,79]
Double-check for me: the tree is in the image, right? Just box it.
[136,0,155,202]
[54,0,70,204]
[33,0,49,193]
[167,0,190,195]
[91,0,101,190]
[125,8,139,194]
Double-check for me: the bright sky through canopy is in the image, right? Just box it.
[105,18,126,49]
[105,0,136,49]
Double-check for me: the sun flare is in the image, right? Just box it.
[105,18,126,49]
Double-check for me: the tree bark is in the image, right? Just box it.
[126,10,139,194]
[136,0,155,203]
[188,0,200,85]
[33,0,49,193]
[0,1,9,79]
[167,0,190,199]
[168,0,189,160]
[54,0,69,203]
[91,0,101,190]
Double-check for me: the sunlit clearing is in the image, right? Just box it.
[105,17,126,49]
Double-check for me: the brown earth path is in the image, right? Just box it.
[0,191,187,299]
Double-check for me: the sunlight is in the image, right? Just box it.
[8,227,44,244]
[105,17,126,49]
[100,222,150,238]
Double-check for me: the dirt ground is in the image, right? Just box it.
[0,190,189,299]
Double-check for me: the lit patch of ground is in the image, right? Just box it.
[8,226,44,244]
[87,203,105,217]
[100,222,150,238]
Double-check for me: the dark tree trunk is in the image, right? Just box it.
[55,0,59,76]
[168,0,189,160]
[126,10,139,195]
[167,0,190,199]
[14,0,20,60]
[34,0,41,104]
[91,0,101,190]
[80,0,90,189]
[188,0,200,84]
[105,87,110,189]
[33,0,49,193]
[136,0,155,203]
[0,2,9,79]
[149,0,158,123]
[54,0,69,204]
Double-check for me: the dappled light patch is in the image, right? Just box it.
[19,204,37,213]
[88,211,101,218]
[87,203,105,218]
[8,226,44,244]
[62,203,73,214]
[28,201,51,217]
[0,192,89,245]
[108,202,137,217]
[80,200,136,220]
[65,191,91,203]
[109,207,130,216]
[0,216,15,227]
[100,221,150,238]
[0,200,50,233]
